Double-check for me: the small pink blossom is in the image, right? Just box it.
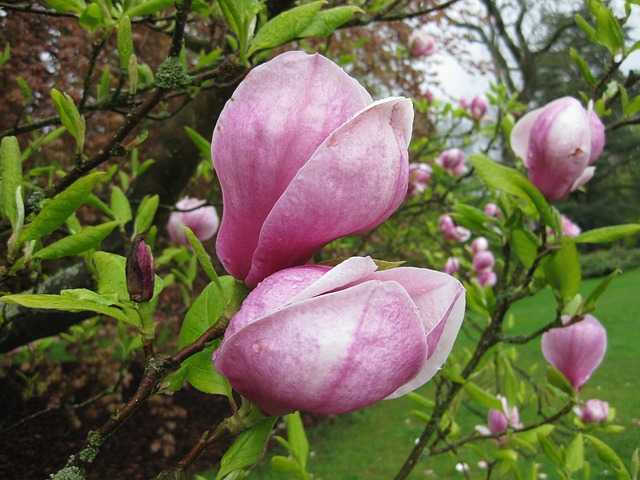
[484,203,500,218]
[443,257,460,276]
[436,148,467,177]
[407,163,433,197]
[471,237,489,255]
[469,95,488,121]
[475,270,497,288]
[541,315,607,391]
[472,250,495,273]
[574,399,609,424]
[167,197,219,246]
[439,215,471,242]
[408,31,437,57]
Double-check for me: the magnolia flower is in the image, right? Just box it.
[407,163,433,197]
[472,250,495,273]
[484,203,500,218]
[408,31,436,57]
[212,51,414,288]
[212,256,465,416]
[574,399,609,424]
[469,95,488,121]
[442,257,460,276]
[439,214,471,242]
[167,197,219,246]
[476,396,521,439]
[424,88,435,104]
[541,315,607,391]
[475,270,497,288]
[471,236,489,255]
[510,97,605,202]
[126,235,154,303]
[550,214,581,238]
[436,148,467,177]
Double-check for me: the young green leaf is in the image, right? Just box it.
[546,365,575,396]
[184,126,212,162]
[16,77,33,105]
[463,382,503,410]
[215,417,277,480]
[1,136,23,229]
[248,2,324,56]
[566,433,585,473]
[133,193,159,235]
[126,0,175,18]
[570,48,597,86]
[117,15,134,70]
[45,0,87,14]
[50,88,85,153]
[79,2,105,32]
[33,221,122,259]
[20,172,103,242]
[111,186,132,222]
[542,240,581,301]
[585,435,632,480]
[574,224,640,244]
[297,6,362,37]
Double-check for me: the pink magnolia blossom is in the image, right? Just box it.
[541,315,607,391]
[212,256,465,416]
[488,396,521,433]
[443,256,460,276]
[436,148,467,177]
[439,214,471,242]
[408,31,436,57]
[212,51,414,288]
[424,88,435,104]
[469,95,488,121]
[556,214,581,238]
[471,236,489,255]
[510,97,605,202]
[472,250,495,273]
[167,197,219,246]
[484,203,500,218]
[407,163,433,197]
[475,270,497,288]
[575,399,609,424]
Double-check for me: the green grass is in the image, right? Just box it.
[234,269,640,479]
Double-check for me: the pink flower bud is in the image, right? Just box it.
[167,197,219,246]
[472,250,495,273]
[475,270,497,288]
[510,97,605,202]
[483,203,500,218]
[439,215,471,243]
[408,31,436,57]
[548,214,581,238]
[407,163,433,197]
[126,234,154,303]
[436,148,467,177]
[575,399,609,423]
[460,97,471,110]
[471,236,489,254]
[470,95,488,121]
[212,257,465,416]
[488,396,521,433]
[442,256,460,276]
[212,52,414,288]
[541,315,607,391]
[424,89,434,104]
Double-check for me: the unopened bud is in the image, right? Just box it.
[126,234,154,302]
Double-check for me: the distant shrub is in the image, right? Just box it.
[580,247,640,278]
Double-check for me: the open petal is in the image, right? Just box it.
[510,106,543,167]
[213,281,427,416]
[244,97,414,287]
[370,268,465,398]
[213,51,373,280]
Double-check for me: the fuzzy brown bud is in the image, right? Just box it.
[126,234,155,302]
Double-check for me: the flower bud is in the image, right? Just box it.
[510,97,605,202]
[483,203,500,218]
[472,250,495,273]
[438,215,471,242]
[469,95,488,121]
[575,399,609,424]
[436,148,467,177]
[541,314,607,391]
[407,163,432,197]
[167,197,219,246]
[126,234,155,303]
[408,31,436,57]
[442,256,460,276]
[488,396,521,433]
[475,270,497,288]
[471,236,489,255]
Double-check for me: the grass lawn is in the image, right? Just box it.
[220,268,640,479]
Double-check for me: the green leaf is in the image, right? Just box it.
[126,0,175,18]
[79,3,105,32]
[184,227,222,289]
[111,186,132,222]
[33,221,122,259]
[271,456,300,473]
[574,224,640,243]
[133,194,159,235]
[16,76,33,105]
[0,292,131,324]
[297,6,362,37]
[546,365,575,396]
[93,251,129,300]
[542,240,581,301]
[582,269,620,313]
[20,172,103,242]
[286,411,309,469]
[625,95,640,117]
[98,67,111,101]
[511,228,539,269]
[405,391,435,412]
[631,448,639,480]
[452,203,494,232]
[45,0,87,14]
[594,4,624,54]
[1,136,23,229]
[470,154,554,228]
[117,15,134,70]
[566,433,584,473]
[575,14,598,44]
[216,417,277,480]
[585,435,632,480]
[538,432,564,467]
[218,0,261,38]
[50,88,85,153]
[463,382,502,410]
[184,126,212,162]
[570,48,596,86]
[249,1,325,55]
